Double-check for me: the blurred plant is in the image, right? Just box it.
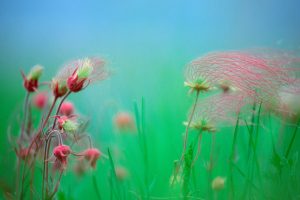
[180,49,300,199]
[113,111,136,133]
[9,57,109,199]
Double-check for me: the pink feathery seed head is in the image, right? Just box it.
[33,92,48,109]
[84,148,101,168]
[185,50,294,102]
[114,111,136,132]
[53,145,71,168]
[59,101,74,116]
[188,93,249,131]
[56,57,109,93]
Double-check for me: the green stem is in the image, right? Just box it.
[228,117,240,200]
[285,118,300,158]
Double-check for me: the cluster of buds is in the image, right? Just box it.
[12,57,109,199]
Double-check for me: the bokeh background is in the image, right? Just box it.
[1,0,300,199]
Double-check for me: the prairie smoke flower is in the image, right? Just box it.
[21,65,43,92]
[56,57,109,93]
[59,101,74,116]
[51,79,68,98]
[83,148,101,168]
[211,176,226,191]
[33,92,48,109]
[53,145,71,169]
[185,51,294,103]
[187,93,248,132]
[113,111,136,132]
[55,115,78,133]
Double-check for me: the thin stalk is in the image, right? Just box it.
[20,97,58,200]
[47,170,64,200]
[42,92,71,199]
[182,91,200,160]
[107,148,121,199]
[191,131,203,167]
[20,92,30,140]
[93,175,102,200]
[228,117,240,200]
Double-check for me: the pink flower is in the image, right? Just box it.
[53,145,71,168]
[33,92,48,109]
[21,65,43,92]
[83,148,101,168]
[56,57,109,93]
[59,101,74,116]
[51,79,68,98]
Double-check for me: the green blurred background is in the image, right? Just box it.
[1,0,300,199]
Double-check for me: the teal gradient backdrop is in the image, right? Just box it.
[1,0,300,199]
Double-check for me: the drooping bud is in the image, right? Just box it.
[59,101,74,116]
[33,92,48,109]
[53,145,71,169]
[83,148,101,168]
[21,65,43,92]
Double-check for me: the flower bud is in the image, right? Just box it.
[21,65,43,92]
[33,92,48,109]
[56,116,78,133]
[53,145,71,168]
[52,79,68,98]
[59,101,74,116]
[83,148,101,168]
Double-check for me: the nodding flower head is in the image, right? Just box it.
[59,57,109,93]
[59,101,74,116]
[55,115,78,133]
[33,92,48,109]
[53,145,71,169]
[83,148,101,168]
[51,79,68,98]
[21,65,43,92]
